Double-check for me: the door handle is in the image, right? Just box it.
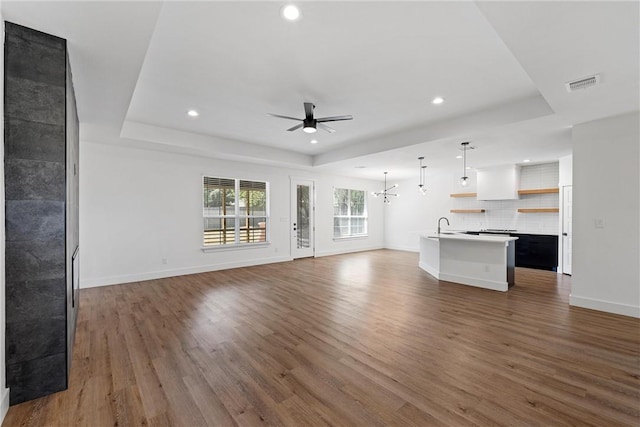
[562,233,568,236]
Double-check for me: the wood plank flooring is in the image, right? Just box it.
[4,249,639,426]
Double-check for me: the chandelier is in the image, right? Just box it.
[371,172,399,204]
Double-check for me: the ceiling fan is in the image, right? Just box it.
[268,102,353,134]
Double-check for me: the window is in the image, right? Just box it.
[333,188,367,238]
[203,177,268,247]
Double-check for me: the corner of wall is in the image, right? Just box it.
[0,9,10,423]
[571,112,640,318]
[0,388,8,424]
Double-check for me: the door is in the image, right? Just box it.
[291,179,315,259]
[562,185,573,275]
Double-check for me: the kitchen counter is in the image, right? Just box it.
[420,232,518,292]
[465,230,559,236]
[425,232,519,242]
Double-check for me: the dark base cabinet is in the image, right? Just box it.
[4,22,79,405]
[465,231,559,272]
[512,234,558,271]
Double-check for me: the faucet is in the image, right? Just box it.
[437,217,450,234]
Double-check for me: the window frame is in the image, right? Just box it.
[333,187,368,240]
[202,175,270,251]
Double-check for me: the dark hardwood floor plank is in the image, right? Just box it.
[2,250,639,426]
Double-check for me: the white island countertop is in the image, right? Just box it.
[419,232,518,291]
[422,232,518,243]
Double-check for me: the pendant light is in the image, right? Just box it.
[460,142,470,187]
[418,156,427,195]
[371,172,399,204]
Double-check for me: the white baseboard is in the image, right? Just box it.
[570,294,640,318]
[80,255,293,288]
[0,387,9,424]
[384,244,419,253]
[315,245,384,258]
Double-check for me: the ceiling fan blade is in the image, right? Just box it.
[267,113,302,121]
[317,123,336,133]
[304,102,315,120]
[316,115,353,123]
[286,123,304,132]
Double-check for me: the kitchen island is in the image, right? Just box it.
[419,233,518,291]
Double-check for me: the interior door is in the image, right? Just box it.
[291,179,315,259]
[562,185,573,275]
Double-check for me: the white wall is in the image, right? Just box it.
[385,163,561,253]
[384,168,455,252]
[571,112,640,318]
[79,142,385,287]
[559,155,573,187]
[0,9,10,422]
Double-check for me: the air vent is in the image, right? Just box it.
[565,74,601,92]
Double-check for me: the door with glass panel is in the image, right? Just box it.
[291,179,315,259]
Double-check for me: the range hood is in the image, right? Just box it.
[477,165,520,200]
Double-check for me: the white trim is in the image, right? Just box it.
[333,235,368,242]
[0,387,9,424]
[385,244,419,253]
[315,245,384,258]
[80,255,292,288]
[570,295,640,318]
[201,242,270,252]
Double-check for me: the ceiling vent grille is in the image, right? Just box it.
[565,74,601,92]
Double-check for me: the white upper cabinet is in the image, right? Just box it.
[477,165,520,200]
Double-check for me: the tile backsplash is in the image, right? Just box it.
[451,162,560,235]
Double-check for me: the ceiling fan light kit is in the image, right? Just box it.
[268,102,353,134]
[303,123,317,133]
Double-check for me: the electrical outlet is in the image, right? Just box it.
[484,264,490,272]
[162,258,168,265]
[594,219,605,229]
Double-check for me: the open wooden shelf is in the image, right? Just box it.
[517,208,559,213]
[450,209,485,213]
[450,192,477,198]
[518,187,559,195]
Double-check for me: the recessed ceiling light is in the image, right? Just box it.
[282,5,300,21]
[187,109,199,117]
[456,155,462,159]
[310,139,318,144]
[432,97,444,105]
[523,159,531,163]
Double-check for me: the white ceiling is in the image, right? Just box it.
[3,1,638,181]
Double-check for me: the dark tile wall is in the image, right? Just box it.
[4,21,78,405]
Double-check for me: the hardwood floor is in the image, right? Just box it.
[4,249,639,426]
